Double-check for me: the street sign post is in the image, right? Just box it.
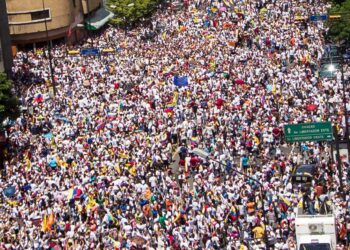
[310,15,328,22]
[284,122,333,142]
[81,48,100,56]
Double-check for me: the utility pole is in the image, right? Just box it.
[42,0,56,96]
[334,125,344,198]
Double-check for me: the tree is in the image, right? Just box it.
[107,0,161,25]
[327,0,350,43]
[0,73,19,123]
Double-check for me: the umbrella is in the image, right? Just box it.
[43,132,53,140]
[306,104,318,111]
[31,217,42,226]
[272,128,281,137]
[3,186,16,198]
[235,79,245,85]
[131,236,147,246]
[83,80,91,87]
[215,98,224,107]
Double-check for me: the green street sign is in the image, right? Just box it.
[284,122,333,142]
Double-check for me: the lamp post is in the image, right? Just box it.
[334,125,344,198]
[124,3,135,36]
[340,58,350,157]
[192,148,269,247]
[41,0,56,96]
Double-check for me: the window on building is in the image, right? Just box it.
[72,0,76,8]
[31,10,50,21]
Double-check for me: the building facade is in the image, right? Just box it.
[0,0,13,76]
[6,0,109,49]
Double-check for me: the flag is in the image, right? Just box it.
[178,26,187,32]
[24,152,32,171]
[73,188,82,199]
[42,215,48,232]
[109,236,120,249]
[174,76,189,87]
[129,165,136,176]
[193,16,200,24]
[107,212,116,223]
[229,206,240,221]
[95,122,105,131]
[47,212,55,232]
[261,95,266,106]
[6,199,18,206]
[118,152,129,159]
[278,195,291,212]
[118,102,121,115]
[162,31,167,40]
[209,60,216,71]
[67,188,75,200]
[223,0,233,7]
[115,162,121,174]
[253,136,260,145]
[33,94,44,103]
[298,199,303,208]
[168,91,179,106]
[87,195,97,210]
[164,108,174,113]
[163,65,175,77]
[315,198,320,211]
[272,82,277,94]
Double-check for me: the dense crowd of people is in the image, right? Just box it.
[1,0,350,249]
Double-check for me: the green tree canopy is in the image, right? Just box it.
[107,0,161,25]
[328,0,350,43]
[0,73,19,123]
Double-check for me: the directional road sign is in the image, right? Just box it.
[284,122,333,142]
[81,48,100,56]
[310,15,328,22]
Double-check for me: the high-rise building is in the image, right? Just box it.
[0,0,13,76]
[6,0,112,50]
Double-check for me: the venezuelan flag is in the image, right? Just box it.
[190,136,198,144]
[33,94,44,103]
[67,188,74,200]
[230,206,240,221]
[163,65,175,77]
[95,122,105,131]
[278,195,291,212]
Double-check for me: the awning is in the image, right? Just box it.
[85,7,114,30]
